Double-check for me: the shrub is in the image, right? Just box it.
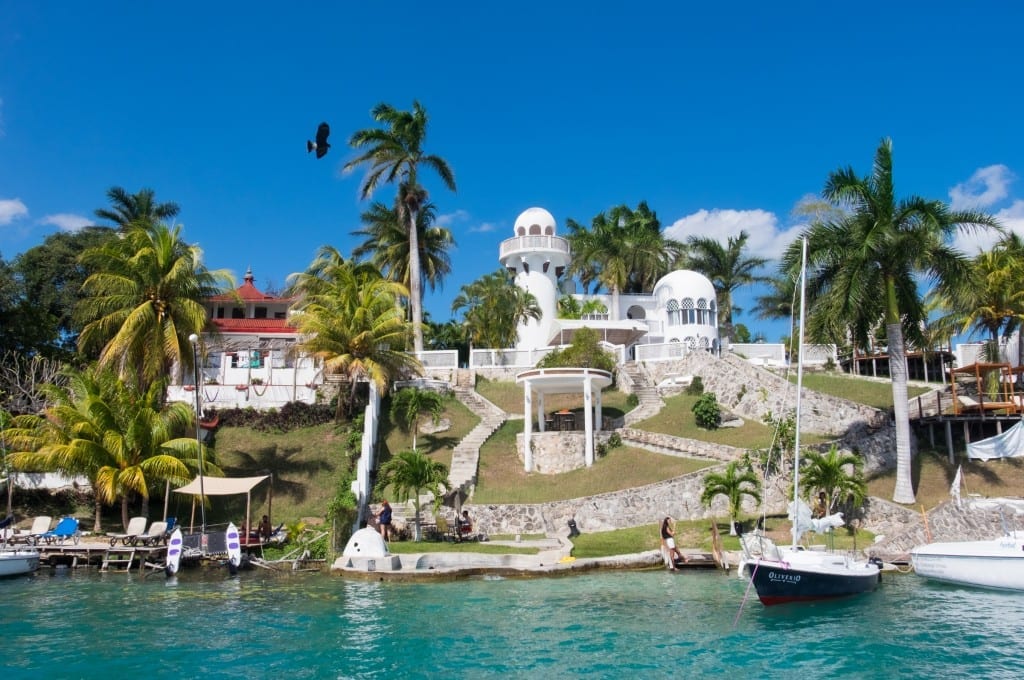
[692,392,721,430]
[536,327,616,373]
[210,401,335,432]
[626,393,639,409]
[685,376,705,396]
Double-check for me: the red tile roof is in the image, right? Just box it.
[211,318,297,334]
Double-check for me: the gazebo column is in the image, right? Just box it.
[523,380,534,472]
[584,376,594,466]
[595,386,603,432]
[537,393,546,432]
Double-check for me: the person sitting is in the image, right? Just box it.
[258,514,272,541]
[457,510,473,540]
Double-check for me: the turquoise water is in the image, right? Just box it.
[3,568,1021,679]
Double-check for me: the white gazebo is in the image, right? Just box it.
[514,367,614,471]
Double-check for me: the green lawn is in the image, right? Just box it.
[377,394,479,472]
[792,372,933,410]
[473,419,715,504]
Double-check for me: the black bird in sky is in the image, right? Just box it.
[306,122,330,159]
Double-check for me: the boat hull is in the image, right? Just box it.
[911,534,1024,591]
[749,557,881,605]
[0,549,40,577]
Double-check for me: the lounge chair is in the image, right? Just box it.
[13,516,51,545]
[137,521,168,546]
[107,516,148,546]
[39,517,80,545]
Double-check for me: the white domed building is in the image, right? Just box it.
[501,207,720,358]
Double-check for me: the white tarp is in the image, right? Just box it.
[788,498,845,543]
[967,420,1024,461]
[174,475,268,496]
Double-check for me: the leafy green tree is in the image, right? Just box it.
[686,230,769,341]
[451,269,542,349]
[351,200,456,308]
[376,449,449,541]
[345,101,456,355]
[799,444,867,517]
[390,387,445,451]
[77,221,232,396]
[536,326,616,372]
[287,257,421,417]
[700,461,762,535]
[6,366,215,530]
[789,138,1001,504]
[733,323,752,343]
[691,392,721,430]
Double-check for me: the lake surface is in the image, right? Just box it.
[4,567,1020,678]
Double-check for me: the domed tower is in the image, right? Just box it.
[498,207,572,351]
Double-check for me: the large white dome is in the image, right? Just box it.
[514,207,557,236]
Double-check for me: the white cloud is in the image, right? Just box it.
[949,164,1013,211]
[664,208,800,260]
[0,198,28,226]
[42,213,91,232]
[469,221,497,233]
[953,199,1024,255]
[435,209,470,227]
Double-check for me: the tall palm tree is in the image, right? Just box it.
[376,449,448,541]
[451,270,542,349]
[351,200,456,304]
[566,203,683,318]
[700,461,762,536]
[6,366,214,530]
[77,221,233,395]
[788,138,1001,504]
[686,230,769,341]
[799,444,867,516]
[94,186,180,229]
[390,387,445,451]
[287,258,421,417]
[345,101,456,355]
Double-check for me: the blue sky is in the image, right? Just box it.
[1,2,1022,344]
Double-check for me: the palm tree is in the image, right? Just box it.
[287,258,421,417]
[799,444,867,517]
[700,461,762,535]
[686,230,769,341]
[351,201,456,305]
[345,101,456,355]
[6,366,214,530]
[451,270,542,349]
[390,387,445,451]
[566,203,683,318]
[376,449,448,541]
[789,137,1001,504]
[94,186,180,229]
[77,221,233,395]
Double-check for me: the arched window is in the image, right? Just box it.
[685,336,697,350]
[699,336,710,350]
[666,299,680,326]
[709,300,718,327]
[697,298,708,325]
[529,224,542,235]
[682,298,695,324]
[545,226,553,235]
[517,226,526,236]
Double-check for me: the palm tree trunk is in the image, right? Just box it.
[413,497,422,542]
[888,321,916,504]
[94,496,103,533]
[121,495,130,530]
[408,207,424,354]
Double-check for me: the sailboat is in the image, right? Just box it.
[741,238,882,605]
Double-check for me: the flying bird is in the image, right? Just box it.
[307,122,330,159]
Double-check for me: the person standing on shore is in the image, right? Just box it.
[661,516,685,570]
[376,500,393,541]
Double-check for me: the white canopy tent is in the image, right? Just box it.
[174,475,270,536]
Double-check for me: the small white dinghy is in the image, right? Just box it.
[912,531,1024,591]
[165,528,183,577]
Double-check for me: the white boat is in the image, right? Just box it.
[741,238,881,605]
[0,548,40,577]
[911,532,1024,590]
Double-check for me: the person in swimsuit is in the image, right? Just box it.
[661,516,685,570]
[377,500,393,541]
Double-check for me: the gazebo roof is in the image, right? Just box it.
[515,367,613,394]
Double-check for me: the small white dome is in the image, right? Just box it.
[654,270,717,301]
[342,527,390,558]
[514,207,557,236]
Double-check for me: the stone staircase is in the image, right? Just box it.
[620,361,665,426]
[449,386,507,495]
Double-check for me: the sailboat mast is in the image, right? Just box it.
[792,237,808,548]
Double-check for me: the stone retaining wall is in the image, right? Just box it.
[869,498,1024,558]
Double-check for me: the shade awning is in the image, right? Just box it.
[174,475,269,496]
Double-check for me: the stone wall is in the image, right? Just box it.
[618,428,744,462]
[515,431,616,474]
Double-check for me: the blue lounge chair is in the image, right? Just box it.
[39,517,80,546]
